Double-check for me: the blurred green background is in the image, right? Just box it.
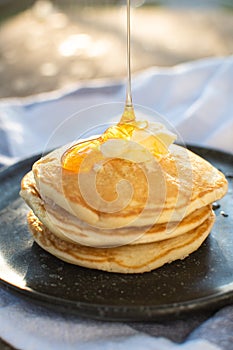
[0,0,232,98]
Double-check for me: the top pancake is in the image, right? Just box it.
[30,143,227,229]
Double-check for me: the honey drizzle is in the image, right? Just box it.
[62,0,137,173]
[121,0,135,124]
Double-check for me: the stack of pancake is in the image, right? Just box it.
[20,139,228,273]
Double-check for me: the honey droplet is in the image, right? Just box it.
[120,105,136,124]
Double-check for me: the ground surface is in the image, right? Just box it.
[0,1,232,98]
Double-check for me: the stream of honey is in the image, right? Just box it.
[61,0,137,173]
[61,1,173,174]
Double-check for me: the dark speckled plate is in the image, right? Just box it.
[0,146,233,321]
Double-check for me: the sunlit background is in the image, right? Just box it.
[0,0,232,98]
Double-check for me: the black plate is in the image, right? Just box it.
[0,146,233,321]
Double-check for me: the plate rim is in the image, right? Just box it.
[0,144,233,320]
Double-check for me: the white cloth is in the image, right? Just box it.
[0,56,233,350]
[0,56,232,162]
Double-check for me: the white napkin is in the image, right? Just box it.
[0,289,220,350]
[0,56,233,350]
[0,56,232,162]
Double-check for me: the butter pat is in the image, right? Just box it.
[100,139,154,163]
[100,121,177,163]
[132,122,177,156]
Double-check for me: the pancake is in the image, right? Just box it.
[20,135,227,273]
[27,210,215,274]
[21,170,213,247]
[31,144,227,229]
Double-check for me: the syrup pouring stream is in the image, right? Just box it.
[120,0,136,124]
